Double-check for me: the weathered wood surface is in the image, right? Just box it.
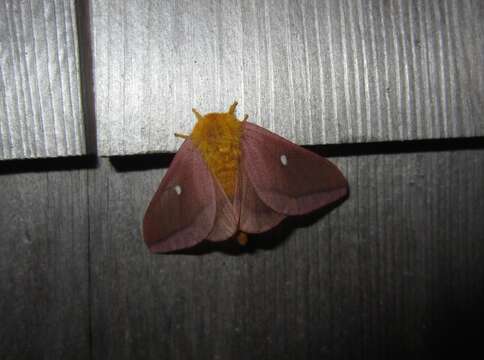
[0,159,91,359]
[1,147,484,358]
[0,0,86,160]
[86,147,484,359]
[91,0,484,156]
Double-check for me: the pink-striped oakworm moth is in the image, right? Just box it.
[143,102,348,252]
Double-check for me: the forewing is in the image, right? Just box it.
[241,122,348,215]
[143,140,216,253]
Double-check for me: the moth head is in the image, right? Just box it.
[192,101,238,123]
[190,101,241,142]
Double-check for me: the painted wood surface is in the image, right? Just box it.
[4,146,482,358]
[91,0,484,155]
[0,0,87,160]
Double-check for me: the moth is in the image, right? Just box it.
[143,102,347,252]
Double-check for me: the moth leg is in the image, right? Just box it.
[237,231,248,246]
[174,133,189,139]
[242,114,249,122]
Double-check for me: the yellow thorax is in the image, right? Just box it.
[189,102,244,199]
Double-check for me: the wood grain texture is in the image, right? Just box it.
[87,148,484,359]
[0,0,86,160]
[91,0,484,156]
[0,162,90,359]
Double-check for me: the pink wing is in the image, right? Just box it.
[235,165,286,234]
[240,122,348,216]
[206,178,238,241]
[143,140,236,253]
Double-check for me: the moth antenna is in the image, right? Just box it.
[228,101,238,114]
[174,133,189,139]
[192,108,203,121]
[243,114,249,122]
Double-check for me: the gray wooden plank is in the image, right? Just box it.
[88,148,484,359]
[91,0,484,156]
[0,161,90,359]
[0,0,86,160]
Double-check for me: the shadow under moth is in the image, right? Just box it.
[143,102,348,253]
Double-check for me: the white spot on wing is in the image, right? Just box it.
[174,185,182,195]
[280,154,288,166]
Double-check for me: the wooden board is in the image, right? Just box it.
[0,160,91,359]
[0,0,86,160]
[86,148,484,359]
[91,0,484,155]
[2,147,484,358]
